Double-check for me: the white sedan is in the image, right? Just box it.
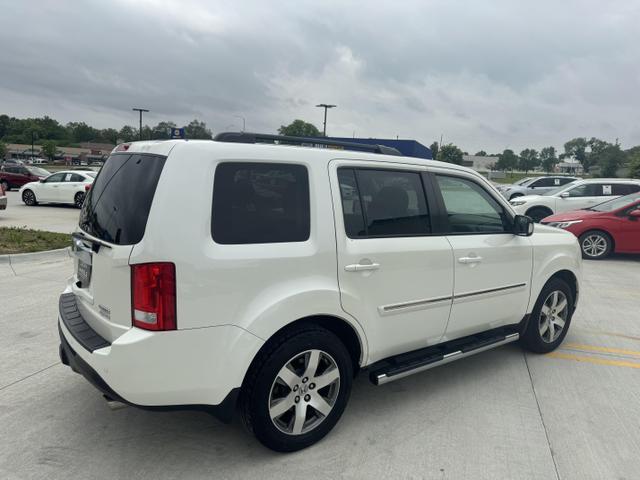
[510,178,640,222]
[19,170,97,208]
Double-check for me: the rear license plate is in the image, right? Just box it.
[77,260,92,287]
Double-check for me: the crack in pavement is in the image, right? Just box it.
[0,362,60,393]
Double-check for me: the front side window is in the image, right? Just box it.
[44,173,65,183]
[530,178,555,188]
[337,168,431,238]
[436,175,510,233]
[567,184,606,197]
[212,163,310,244]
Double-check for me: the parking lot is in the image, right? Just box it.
[1,253,639,479]
[1,191,79,234]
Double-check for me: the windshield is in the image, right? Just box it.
[543,182,578,196]
[591,192,640,212]
[26,167,50,176]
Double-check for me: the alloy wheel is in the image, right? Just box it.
[268,349,340,435]
[23,190,35,205]
[581,234,608,258]
[538,290,569,343]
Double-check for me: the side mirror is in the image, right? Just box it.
[514,215,534,236]
[629,209,640,219]
[560,192,570,198]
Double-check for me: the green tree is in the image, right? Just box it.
[540,146,558,173]
[474,150,487,156]
[563,137,594,173]
[629,152,640,179]
[67,122,97,143]
[118,125,137,142]
[0,141,6,160]
[496,149,519,171]
[430,141,439,159]
[41,140,57,160]
[597,143,625,177]
[278,119,320,137]
[151,121,177,140]
[184,119,212,139]
[436,143,464,165]
[519,148,540,173]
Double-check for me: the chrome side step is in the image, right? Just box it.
[370,330,520,386]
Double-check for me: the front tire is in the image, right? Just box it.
[520,278,574,354]
[22,189,37,206]
[240,324,353,452]
[526,206,553,223]
[579,230,612,259]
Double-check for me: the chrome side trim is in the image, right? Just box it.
[378,295,452,316]
[454,283,527,302]
[375,333,519,385]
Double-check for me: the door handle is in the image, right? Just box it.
[458,256,483,264]
[344,263,380,272]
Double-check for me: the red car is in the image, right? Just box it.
[0,165,50,191]
[541,192,640,259]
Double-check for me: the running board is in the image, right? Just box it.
[369,327,520,386]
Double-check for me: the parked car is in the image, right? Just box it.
[19,170,96,208]
[510,178,640,222]
[497,176,579,200]
[0,165,50,191]
[1,159,25,167]
[58,135,581,452]
[541,192,640,259]
[0,181,6,211]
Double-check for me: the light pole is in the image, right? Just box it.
[316,104,336,136]
[132,107,149,140]
[234,115,246,132]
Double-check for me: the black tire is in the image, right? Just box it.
[74,192,85,208]
[509,193,524,200]
[0,180,9,192]
[22,189,37,206]
[240,324,353,452]
[526,206,553,223]
[578,230,612,260]
[520,277,574,354]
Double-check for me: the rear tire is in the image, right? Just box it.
[526,207,553,223]
[240,324,353,452]
[579,230,612,259]
[22,189,37,206]
[74,192,85,208]
[520,278,574,354]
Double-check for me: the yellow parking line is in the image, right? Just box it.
[562,343,640,358]
[546,352,640,369]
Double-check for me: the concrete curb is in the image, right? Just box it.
[0,247,72,266]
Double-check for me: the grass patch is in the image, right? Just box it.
[0,227,71,255]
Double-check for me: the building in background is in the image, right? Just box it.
[4,142,114,165]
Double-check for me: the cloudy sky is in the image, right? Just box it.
[1,0,639,152]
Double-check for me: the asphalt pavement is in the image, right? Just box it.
[0,256,639,479]
[0,191,80,233]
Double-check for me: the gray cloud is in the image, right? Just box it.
[1,0,639,152]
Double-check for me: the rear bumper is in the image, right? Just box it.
[58,293,264,422]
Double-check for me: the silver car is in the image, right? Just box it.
[497,176,579,200]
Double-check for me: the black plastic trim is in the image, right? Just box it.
[58,325,239,423]
[59,293,110,352]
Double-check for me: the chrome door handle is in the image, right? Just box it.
[345,263,380,272]
[458,256,483,264]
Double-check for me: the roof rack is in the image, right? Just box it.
[213,132,402,156]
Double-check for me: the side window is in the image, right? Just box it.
[338,168,431,238]
[436,175,510,234]
[69,174,85,182]
[531,178,553,188]
[612,184,640,195]
[559,177,575,185]
[44,173,65,183]
[567,184,601,197]
[212,162,310,244]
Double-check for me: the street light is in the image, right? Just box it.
[233,115,246,132]
[132,107,149,140]
[316,104,336,136]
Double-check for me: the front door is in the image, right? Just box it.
[331,161,454,363]
[432,173,533,340]
[38,172,66,201]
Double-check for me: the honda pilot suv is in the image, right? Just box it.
[58,133,582,452]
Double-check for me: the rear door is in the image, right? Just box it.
[73,153,166,342]
[331,161,454,362]
[59,172,84,203]
[432,172,533,340]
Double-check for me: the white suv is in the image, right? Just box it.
[58,134,582,452]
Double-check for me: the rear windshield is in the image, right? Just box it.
[79,153,166,245]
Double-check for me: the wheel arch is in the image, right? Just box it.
[548,269,579,311]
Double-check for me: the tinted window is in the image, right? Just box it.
[44,173,65,183]
[559,177,576,185]
[612,184,640,195]
[567,184,603,197]
[4,167,18,174]
[212,163,310,244]
[69,174,85,182]
[338,168,430,237]
[79,154,166,245]
[436,175,510,233]
[530,177,555,188]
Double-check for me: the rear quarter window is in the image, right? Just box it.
[211,162,310,244]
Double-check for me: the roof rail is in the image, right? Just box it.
[213,132,402,156]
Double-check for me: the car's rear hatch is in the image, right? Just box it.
[70,151,167,343]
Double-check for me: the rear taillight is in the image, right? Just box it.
[114,143,131,152]
[131,263,176,331]
[84,184,92,192]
